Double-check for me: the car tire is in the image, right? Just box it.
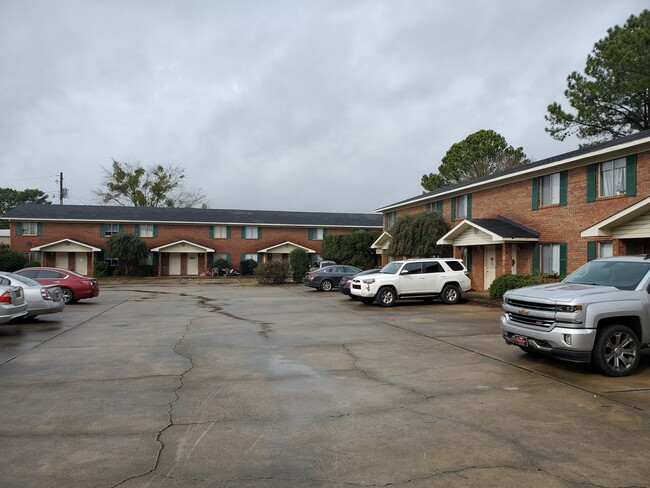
[320,280,333,292]
[440,284,460,305]
[61,288,74,305]
[591,324,641,377]
[376,287,396,307]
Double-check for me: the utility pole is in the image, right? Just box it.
[59,172,67,205]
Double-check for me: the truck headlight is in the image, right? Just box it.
[362,279,375,284]
[555,304,583,313]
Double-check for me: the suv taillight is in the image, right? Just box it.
[0,291,13,304]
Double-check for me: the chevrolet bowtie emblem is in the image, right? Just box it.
[518,309,529,315]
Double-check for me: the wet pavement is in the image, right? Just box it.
[0,281,649,487]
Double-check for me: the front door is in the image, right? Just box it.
[169,254,181,276]
[55,253,69,269]
[511,246,517,274]
[484,245,496,290]
[75,253,88,275]
[187,253,199,275]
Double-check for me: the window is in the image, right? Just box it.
[540,173,560,205]
[242,226,260,239]
[243,253,259,262]
[445,260,465,272]
[599,241,613,258]
[22,252,40,264]
[212,226,230,239]
[308,228,325,240]
[386,212,396,229]
[139,224,154,238]
[402,262,422,275]
[427,201,443,215]
[214,253,230,263]
[540,244,560,275]
[21,222,39,236]
[423,262,444,273]
[599,158,626,196]
[103,224,121,237]
[105,257,119,267]
[455,195,468,219]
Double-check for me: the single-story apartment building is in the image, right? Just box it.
[373,130,650,290]
[1,205,382,276]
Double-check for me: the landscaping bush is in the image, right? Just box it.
[488,273,560,300]
[93,261,108,277]
[137,265,154,277]
[290,249,310,283]
[0,245,25,272]
[255,261,291,285]
[240,259,258,276]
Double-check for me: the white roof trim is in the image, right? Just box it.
[437,220,539,246]
[151,240,215,252]
[371,231,392,249]
[377,135,650,213]
[31,238,102,252]
[257,241,316,253]
[581,196,650,237]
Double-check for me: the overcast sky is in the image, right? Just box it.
[1,1,647,214]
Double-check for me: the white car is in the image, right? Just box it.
[350,258,471,307]
[0,285,28,324]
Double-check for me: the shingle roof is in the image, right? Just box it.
[2,204,383,228]
[469,216,539,239]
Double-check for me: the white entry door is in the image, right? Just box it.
[169,254,181,276]
[484,245,496,290]
[511,246,518,274]
[56,253,69,269]
[187,253,199,275]
[75,253,88,275]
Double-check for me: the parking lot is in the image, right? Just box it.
[1,280,649,487]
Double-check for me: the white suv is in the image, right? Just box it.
[350,258,471,307]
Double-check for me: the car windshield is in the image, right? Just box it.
[564,260,650,290]
[5,273,40,287]
[380,262,403,274]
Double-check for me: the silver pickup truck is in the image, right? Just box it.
[500,255,650,376]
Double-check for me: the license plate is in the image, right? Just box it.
[514,335,528,347]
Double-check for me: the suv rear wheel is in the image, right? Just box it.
[376,287,396,307]
[440,284,460,304]
[591,324,641,377]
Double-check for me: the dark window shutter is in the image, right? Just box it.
[209,226,214,238]
[16,223,23,236]
[436,200,443,215]
[466,247,472,270]
[587,164,596,202]
[626,155,637,196]
[226,253,231,264]
[532,178,539,210]
[257,227,262,239]
[241,227,246,239]
[226,226,231,239]
[532,243,539,276]
[99,224,105,236]
[451,197,456,221]
[153,225,158,238]
[37,223,42,236]
[466,194,472,219]
[559,171,568,206]
[308,228,314,240]
[587,241,597,261]
[134,224,140,236]
[559,243,568,277]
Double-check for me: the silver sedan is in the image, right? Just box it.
[0,272,65,319]
[0,284,27,324]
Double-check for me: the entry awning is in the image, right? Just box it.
[257,241,315,254]
[437,216,539,246]
[151,240,215,253]
[371,231,392,254]
[581,196,650,238]
[31,239,101,253]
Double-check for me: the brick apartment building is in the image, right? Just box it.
[1,205,382,276]
[373,130,650,290]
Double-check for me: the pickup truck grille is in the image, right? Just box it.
[507,298,555,312]
[508,312,554,328]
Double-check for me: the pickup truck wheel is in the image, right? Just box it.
[376,287,396,307]
[440,284,460,304]
[320,280,333,292]
[591,324,641,377]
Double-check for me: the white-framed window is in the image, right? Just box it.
[599,158,626,197]
[103,223,121,237]
[243,253,258,262]
[214,252,230,263]
[599,241,613,258]
[105,256,119,267]
[311,228,325,240]
[540,244,560,275]
[21,222,39,236]
[455,195,468,219]
[540,173,560,205]
[213,226,229,239]
[139,224,154,238]
[244,226,259,239]
[385,212,396,229]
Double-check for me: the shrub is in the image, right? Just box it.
[290,249,310,283]
[93,261,108,277]
[240,259,258,276]
[137,265,154,277]
[255,261,291,284]
[0,246,25,272]
[24,261,41,268]
[488,274,560,300]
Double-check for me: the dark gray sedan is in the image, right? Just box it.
[304,265,362,291]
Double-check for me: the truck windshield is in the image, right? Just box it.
[380,262,403,274]
[564,260,650,290]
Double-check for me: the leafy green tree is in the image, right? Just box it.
[0,188,51,228]
[0,244,25,271]
[388,211,451,259]
[421,130,529,191]
[545,10,650,144]
[321,230,380,269]
[290,248,310,283]
[94,159,210,208]
[105,232,149,276]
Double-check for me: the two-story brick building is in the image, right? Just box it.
[1,205,382,276]
[373,130,650,290]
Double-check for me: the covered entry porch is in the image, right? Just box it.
[31,239,101,276]
[257,241,316,264]
[151,240,215,277]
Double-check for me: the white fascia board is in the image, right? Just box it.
[581,196,650,237]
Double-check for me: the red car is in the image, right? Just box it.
[15,267,100,304]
